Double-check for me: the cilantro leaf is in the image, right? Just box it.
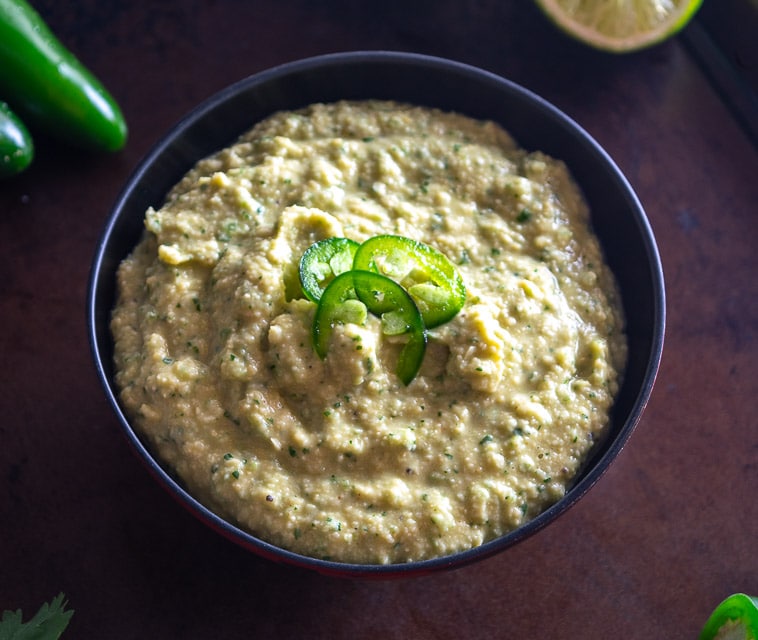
[0,594,73,640]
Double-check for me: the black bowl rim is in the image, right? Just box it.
[87,50,665,579]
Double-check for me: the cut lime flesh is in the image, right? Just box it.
[535,0,704,52]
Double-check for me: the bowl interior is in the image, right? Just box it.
[88,51,665,578]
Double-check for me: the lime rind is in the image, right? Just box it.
[535,0,704,52]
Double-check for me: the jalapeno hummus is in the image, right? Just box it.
[111,100,627,564]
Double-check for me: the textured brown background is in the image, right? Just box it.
[1,1,756,637]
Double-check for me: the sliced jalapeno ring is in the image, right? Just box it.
[699,593,758,640]
[312,271,367,359]
[313,270,427,385]
[352,270,427,385]
[352,234,465,328]
[299,237,360,302]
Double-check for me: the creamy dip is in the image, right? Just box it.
[111,100,626,564]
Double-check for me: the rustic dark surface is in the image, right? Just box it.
[1,1,756,637]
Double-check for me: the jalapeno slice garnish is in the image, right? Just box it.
[313,270,427,385]
[352,234,466,328]
[311,271,367,359]
[303,234,463,384]
[299,237,360,302]
[353,270,427,385]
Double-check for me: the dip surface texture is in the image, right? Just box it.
[111,101,627,564]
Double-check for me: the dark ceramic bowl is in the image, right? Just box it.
[88,51,665,578]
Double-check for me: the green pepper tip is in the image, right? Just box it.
[0,99,34,178]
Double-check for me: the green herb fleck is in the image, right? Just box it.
[516,209,532,223]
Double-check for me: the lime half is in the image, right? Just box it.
[534,0,704,53]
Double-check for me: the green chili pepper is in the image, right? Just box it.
[0,100,33,177]
[354,270,428,385]
[299,237,360,302]
[0,0,127,152]
[313,270,427,385]
[311,270,366,359]
[302,234,463,384]
[700,593,758,640]
[352,234,466,328]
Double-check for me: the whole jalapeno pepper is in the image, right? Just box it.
[313,270,427,385]
[352,234,466,328]
[0,0,128,152]
[0,100,33,177]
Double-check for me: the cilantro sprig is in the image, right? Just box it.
[0,594,73,640]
